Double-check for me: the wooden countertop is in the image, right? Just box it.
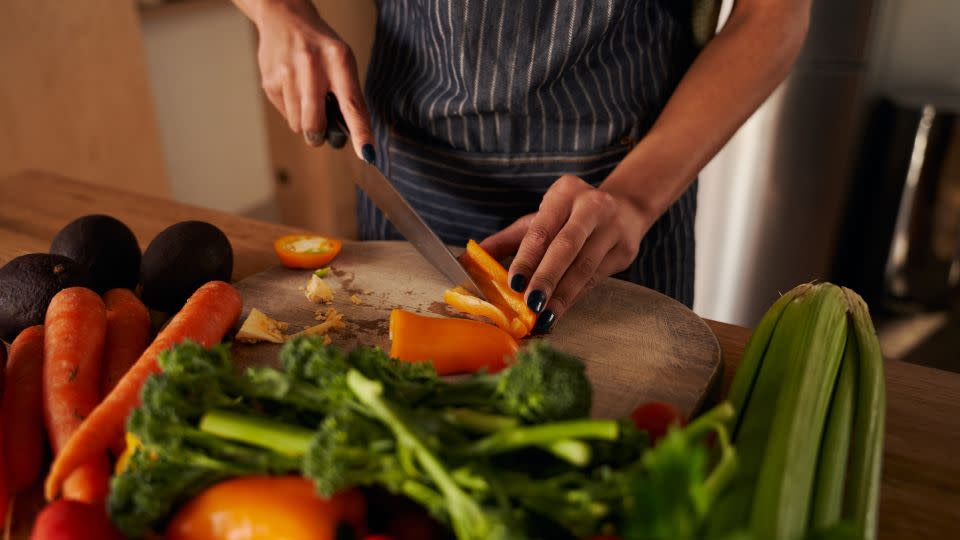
[1,171,958,538]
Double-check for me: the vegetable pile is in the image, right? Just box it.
[107,337,736,540]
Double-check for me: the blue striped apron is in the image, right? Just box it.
[360,0,699,307]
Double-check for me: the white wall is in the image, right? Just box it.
[867,0,960,96]
[139,1,276,217]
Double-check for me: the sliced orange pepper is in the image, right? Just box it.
[273,235,342,269]
[443,286,513,332]
[459,240,537,333]
[388,309,518,375]
[166,476,366,540]
[508,317,528,338]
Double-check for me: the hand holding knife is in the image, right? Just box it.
[321,94,486,299]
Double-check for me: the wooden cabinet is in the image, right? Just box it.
[0,0,169,197]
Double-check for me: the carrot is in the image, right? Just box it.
[44,281,242,501]
[100,289,151,456]
[62,457,111,505]
[42,288,107,454]
[100,289,151,397]
[3,325,47,492]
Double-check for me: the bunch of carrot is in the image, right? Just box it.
[0,280,242,533]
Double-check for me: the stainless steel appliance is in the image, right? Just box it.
[694,0,879,326]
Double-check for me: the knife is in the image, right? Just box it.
[323,95,486,299]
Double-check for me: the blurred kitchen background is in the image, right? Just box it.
[1,0,958,369]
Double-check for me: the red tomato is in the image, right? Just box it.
[30,500,124,540]
[630,401,686,444]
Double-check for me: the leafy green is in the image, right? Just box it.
[622,403,737,540]
[108,337,736,540]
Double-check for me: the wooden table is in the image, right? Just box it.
[1,171,958,538]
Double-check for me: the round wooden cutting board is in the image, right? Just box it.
[232,241,722,419]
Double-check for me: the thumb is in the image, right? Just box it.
[477,213,535,263]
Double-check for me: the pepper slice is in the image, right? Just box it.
[273,235,342,269]
[453,240,536,334]
[389,309,518,375]
[443,287,528,340]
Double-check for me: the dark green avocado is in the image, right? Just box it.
[140,221,233,313]
[0,253,93,341]
[49,214,141,294]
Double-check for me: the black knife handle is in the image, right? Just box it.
[324,93,349,149]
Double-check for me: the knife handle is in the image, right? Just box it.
[324,93,349,149]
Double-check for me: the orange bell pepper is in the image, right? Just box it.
[166,476,365,540]
[388,309,518,375]
[443,287,529,340]
[458,240,537,334]
[273,235,342,269]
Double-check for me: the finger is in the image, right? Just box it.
[263,84,285,118]
[536,225,619,332]
[507,176,584,298]
[525,193,612,315]
[323,94,349,148]
[477,213,535,265]
[324,41,376,163]
[282,70,301,133]
[296,47,328,146]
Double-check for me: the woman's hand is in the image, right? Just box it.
[242,0,374,161]
[479,175,651,333]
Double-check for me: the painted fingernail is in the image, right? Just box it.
[510,274,527,292]
[533,310,556,334]
[527,289,546,314]
[305,131,323,146]
[362,144,376,165]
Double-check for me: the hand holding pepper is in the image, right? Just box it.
[479,175,648,333]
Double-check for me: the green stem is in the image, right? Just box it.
[400,479,447,517]
[443,408,518,433]
[346,370,495,540]
[541,439,592,466]
[199,410,314,457]
[683,401,735,442]
[464,419,619,456]
[695,423,738,515]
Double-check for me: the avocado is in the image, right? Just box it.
[49,214,141,293]
[140,221,233,312]
[0,253,93,341]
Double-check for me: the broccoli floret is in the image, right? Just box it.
[306,408,398,494]
[497,341,592,422]
[430,341,592,423]
[278,336,439,406]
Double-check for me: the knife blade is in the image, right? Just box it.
[355,163,486,299]
[324,95,486,299]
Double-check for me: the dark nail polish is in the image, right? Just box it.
[533,310,556,334]
[362,144,376,165]
[305,131,323,146]
[527,289,546,314]
[510,274,527,292]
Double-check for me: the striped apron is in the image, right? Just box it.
[360,0,699,307]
